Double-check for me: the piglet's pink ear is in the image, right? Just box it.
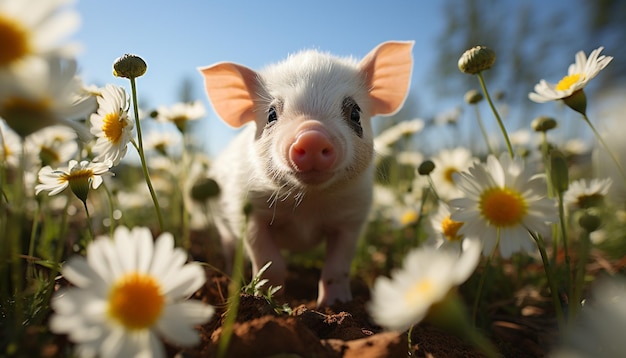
[359,41,414,117]
[198,63,259,128]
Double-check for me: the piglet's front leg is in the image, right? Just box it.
[317,229,360,307]
[245,217,288,294]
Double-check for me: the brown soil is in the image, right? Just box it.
[175,259,559,358]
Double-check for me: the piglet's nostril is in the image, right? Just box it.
[289,130,336,172]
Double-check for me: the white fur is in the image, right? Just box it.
[204,43,412,306]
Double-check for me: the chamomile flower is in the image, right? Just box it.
[0,121,22,167]
[564,178,612,209]
[0,0,80,74]
[25,125,77,166]
[90,84,133,166]
[153,100,206,132]
[374,118,424,156]
[368,239,481,332]
[529,47,612,113]
[449,153,558,258]
[35,159,112,202]
[425,201,476,254]
[430,147,478,201]
[49,226,214,358]
[0,57,94,137]
[143,130,181,157]
[550,276,626,358]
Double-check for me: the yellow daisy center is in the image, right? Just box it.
[441,215,464,242]
[443,167,458,184]
[1,97,55,136]
[108,272,165,330]
[555,73,582,91]
[172,115,189,132]
[39,146,60,166]
[400,210,419,226]
[60,168,93,183]
[102,112,127,144]
[0,15,31,66]
[404,279,434,305]
[479,187,528,228]
[2,143,12,160]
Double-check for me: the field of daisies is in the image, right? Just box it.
[2,1,626,357]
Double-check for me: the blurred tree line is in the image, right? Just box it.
[431,0,625,112]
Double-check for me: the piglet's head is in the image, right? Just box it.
[199,41,414,189]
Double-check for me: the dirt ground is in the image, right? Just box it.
[179,259,560,358]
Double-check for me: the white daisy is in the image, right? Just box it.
[154,100,206,132]
[143,130,181,157]
[550,276,626,358]
[433,106,462,126]
[449,153,558,258]
[49,226,214,358]
[35,159,112,201]
[395,150,424,168]
[0,0,80,75]
[430,147,478,201]
[0,120,22,167]
[564,177,612,209]
[529,47,613,103]
[90,84,134,166]
[0,57,94,137]
[425,201,472,254]
[25,124,77,166]
[367,239,481,332]
[374,118,424,156]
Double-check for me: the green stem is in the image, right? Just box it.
[217,216,247,358]
[38,196,72,325]
[10,142,27,328]
[181,136,191,249]
[472,105,495,155]
[407,324,414,357]
[556,191,571,317]
[571,227,591,319]
[430,291,500,358]
[472,241,496,328]
[426,175,440,202]
[540,132,553,197]
[82,200,94,242]
[529,231,565,328]
[582,114,626,184]
[102,182,115,238]
[477,72,513,158]
[26,200,41,280]
[128,77,164,232]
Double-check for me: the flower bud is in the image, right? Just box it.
[113,54,147,79]
[464,89,483,105]
[578,212,601,232]
[190,177,220,202]
[458,46,496,75]
[418,160,436,176]
[550,150,569,193]
[532,116,557,132]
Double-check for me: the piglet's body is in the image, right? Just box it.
[199,41,413,306]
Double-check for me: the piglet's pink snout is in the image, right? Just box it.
[289,130,337,172]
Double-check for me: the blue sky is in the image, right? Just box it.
[73,1,445,154]
[72,1,598,155]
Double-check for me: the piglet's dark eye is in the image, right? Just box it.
[268,106,278,123]
[342,97,363,137]
[350,105,361,124]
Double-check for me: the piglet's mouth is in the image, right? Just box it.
[293,170,335,186]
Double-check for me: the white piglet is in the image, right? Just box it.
[199,41,413,306]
